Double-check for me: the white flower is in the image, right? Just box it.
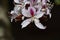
[10,5,21,22]
[10,0,53,30]
[21,6,46,29]
[10,0,26,22]
[41,0,52,18]
[42,0,47,5]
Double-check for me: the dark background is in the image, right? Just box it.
[8,0,60,40]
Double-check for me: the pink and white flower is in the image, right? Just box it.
[10,0,53,29]
[21,6,46,29]
[10,5,22,22]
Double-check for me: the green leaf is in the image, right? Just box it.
[55,0,60,5]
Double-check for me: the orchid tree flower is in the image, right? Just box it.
[10,5,22,22]
[21,6,46,29]
[41,0,52,18]
[10,0,26,22]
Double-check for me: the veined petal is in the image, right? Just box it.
[34,19,46,29]
[35,22,46,29]
[22,8,31,17]
[14,5,21,15]
[14,0,20,3]
[34,9,45,18]
[21,18,31,28]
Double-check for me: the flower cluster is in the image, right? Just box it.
[10,0,53,29]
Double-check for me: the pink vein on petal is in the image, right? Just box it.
[30,8,34,16]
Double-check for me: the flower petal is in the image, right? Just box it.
[22,8,31,17]
[21,18,31,28]
[34,9,45,18]
[46,8,51,18]
[49,13,51,18]
[34,19,46,29]
[47,0,50,2]
[23,0,27,3]
[37,0,41,3]
[10,5,21,22]
[14,5,21,15]
[42,0,46,5]
[11,19,13,22]
[14,0,20,3]
[10,10,14,14]
[11,11,18,17]
[10,11,18,22]
[24,1,30,7]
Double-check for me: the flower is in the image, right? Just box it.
[10,0,53,29]
[21,6,46,29]
[10,0,25,22]
[10,5,22,22]
[10,0,31,22]
[42,5,51,18]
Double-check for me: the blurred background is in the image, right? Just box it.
[0,0,60,40]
